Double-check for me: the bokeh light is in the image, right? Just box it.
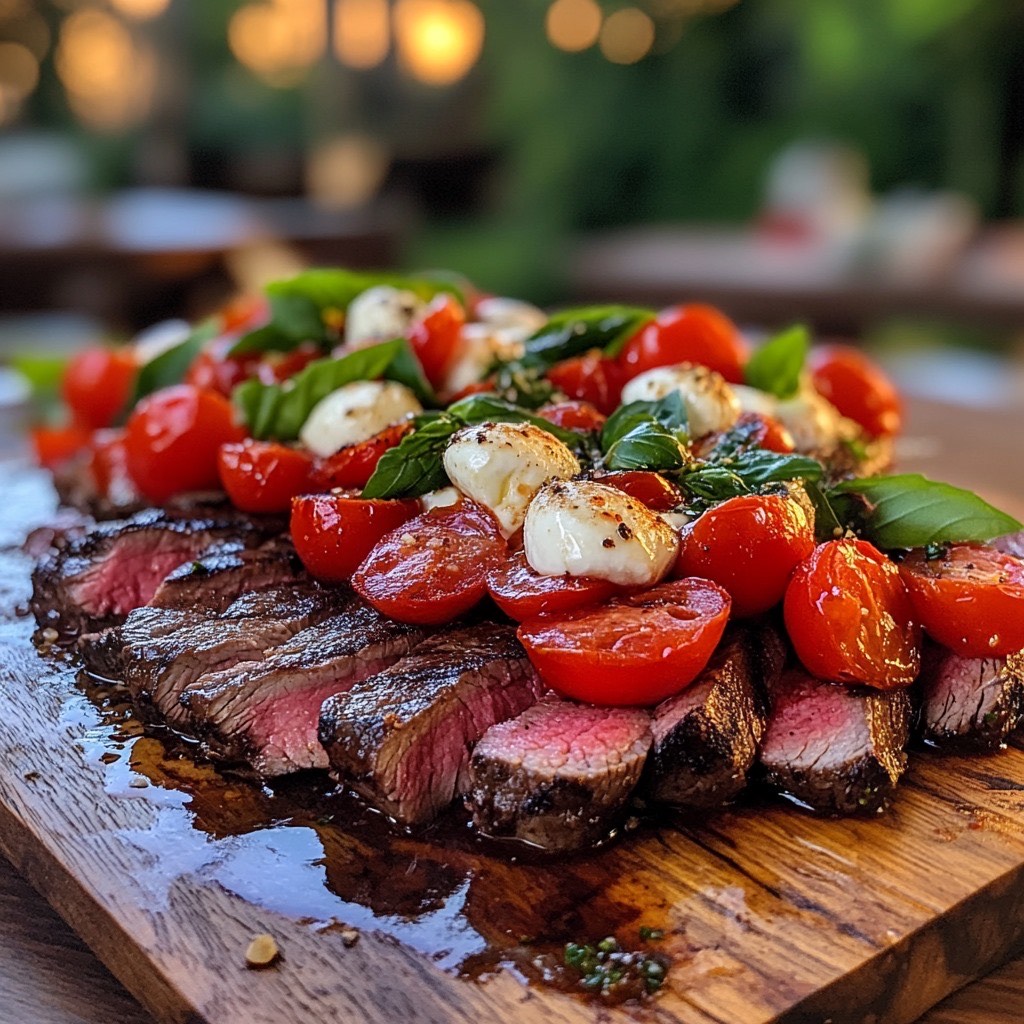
[394,0,485,86]
[599,7,655,64]
[0,40,38,125]
[228,0,327,86]
[545,0,602,53]
[107,0,171,20]
[334,0,390,70]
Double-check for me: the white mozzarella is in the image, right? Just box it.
[474,296,548,335]
[419,486,461,512]
[731,383,779,418]
[442,421,580,536]
[775,386,858,453]
[620,363,740,437]
[441,323,526,396]
[524,480,679,587]
[345,286,424,349]
[132,319,191,364]
[298,380,421,458]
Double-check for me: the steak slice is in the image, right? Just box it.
[918,645,1024,750]
[179,601,428,777]
[759,668,911,814]
[319,623,543,825]
[30,508,271,637]
[121,583,337,725]
[466,699,652,852]
[147,536,303,613]
[643,623,786,809]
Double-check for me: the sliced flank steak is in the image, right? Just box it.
[466,700,652,852]
[319,623,544,825]
[759,668,912,814]
[918,644,1024,751]
[179,601,429,777]
[643,623,786,809]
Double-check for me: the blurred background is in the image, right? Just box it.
[2,0,1024,424]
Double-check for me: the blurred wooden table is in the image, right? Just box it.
[3,394,1023,1024]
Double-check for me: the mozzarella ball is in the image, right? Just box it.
[620,363,740,437]
[419,486,461,512]
[524,480,679,587]
[299,380,421,458]
[474,296,548,335]
[441,323,526,397]
[442,421,580,537]
[345,286,424,349]
[775,386,859,453]
[731,383,779,418]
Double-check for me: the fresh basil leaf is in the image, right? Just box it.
[361,414,459,499]
[743,324,809,399]
[523,305,655,367]
[490,362,555,409]
[447,394,581,447]
[830,473,1022,549]
[722,450,824,490]
[604,422,687,472]
[231,268,463,355]
[803,480,846,542]
[600,392,688,451]
[233,338,408,440]
[127,320,218,409]
[680,465,749,506]
[381,338,436,406]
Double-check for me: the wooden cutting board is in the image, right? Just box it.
[4,448,1024,1024]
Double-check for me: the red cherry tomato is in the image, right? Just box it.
[353,503,507,625]
[784,539,921,689]
[409,294,464,389]
[220,294,269,334]
[291,493,419,583]
[537,400,607,433]
[308,422,411,491]
[88,428,138,501]
[124,385,245,503]
[596,471,684,512]
[738,412,795,454]
[517,579,731,706]
[675,494,814,617]
[61,347,137,429]
[547,353,624,416]
[809,345,902,438]
[446,380,494,403]
[218,440,315,514]
[30,424,92,469]
[186,336,262,398]
[487,550,619,622]
[256,343,322,385]
[899,545,1024,658]
[617,305,748,385]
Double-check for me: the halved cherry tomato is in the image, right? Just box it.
[517,579,731,706]
[291,493,419,583]
[537,400,606,433]
[784,539,921,689]
[30,424,92,468]
[697,412,795,459]
[308,422,412,491]
[809,345,902,438]
[675,494,814,617]
[219,440,315,514]
[899,545,1024,658]
[409,294,464,389]
[353,503,507,624]
[186,336,262,398]
[124,385,245,503]
[487,549,618,622]
[62,347,137,429]
[88,428,138,502]
[547,352,624,416]
[596,471,684,513]
[617,305,748,385]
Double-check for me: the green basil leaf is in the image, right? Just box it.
[490,362,555,409]
[127,320,218,409]
[830,473,1023,549]
[233,338,408,441]
[743,324,809,399]
[804,479,845,542]
[231,268,463,355]
[681,465,750,505]
[600,392,688,450]
[361,413,459,499]
[380,337,436,406]
[523,305,655,367]
[447,394,581,447]
[604,422,687,472]
[722,450,824,490]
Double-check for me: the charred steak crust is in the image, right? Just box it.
[467,700,652,852]
[319,623,543,825]
[178,600,429,777]
[759,668,912,814]
[643,623,786,808]
[918,645,1024,751]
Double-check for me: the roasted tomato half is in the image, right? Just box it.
[547,353,624,416]
[308,423,411,491]
[487,549,619,622]
[219,440,315,514]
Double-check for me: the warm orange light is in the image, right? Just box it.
[307,133,390,208]
[6,10,51,59]
[55,9,156,131]
[229,0,327,85]
[334,0,390,69]
[108,0,171,20]
[394,0,485,87]
[545,0,601,53]
[0,40,37,123]
[599,6,654,64]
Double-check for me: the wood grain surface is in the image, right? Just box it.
[2,396,1024,1024]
